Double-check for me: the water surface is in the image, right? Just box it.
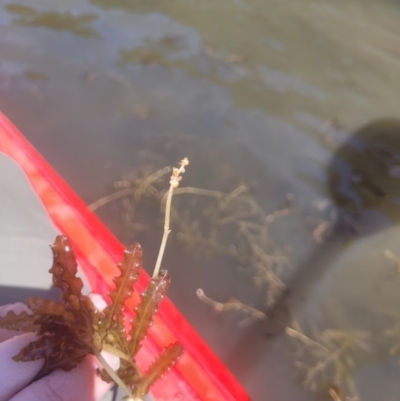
[1,0,400,400]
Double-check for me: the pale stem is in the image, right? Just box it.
[93,347,136,400]
[196,288,225,312]
[196,288,267,320]
[152,159,188,278]
[88,188,135,211]
[153,184,173,278]
[102,344,132,362]
[286,327,331,355]
[161,187,225,205]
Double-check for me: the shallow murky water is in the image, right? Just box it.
[1,0,400,400]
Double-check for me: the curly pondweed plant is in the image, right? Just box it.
[0,158,189,400]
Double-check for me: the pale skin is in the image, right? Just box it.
[0,295,119,401]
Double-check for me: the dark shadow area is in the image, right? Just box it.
[0,285,60,305]
[285,118,400,311]
[328,118,400,228]
[224,118,400,393]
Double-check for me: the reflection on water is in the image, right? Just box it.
[1,0,400,400]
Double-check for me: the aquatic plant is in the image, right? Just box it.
[383,249,400,275]
[0,158,189,400]
[195,288,267,326]
[4,4,100,38]
[379,306,400,358]
[286,323,370,401]
[89,165,294,314]
[383,319,400,357]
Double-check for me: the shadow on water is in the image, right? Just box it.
[290,118,400,311]
[223,118,400,399]
[328,119,400,226]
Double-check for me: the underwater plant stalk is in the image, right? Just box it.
[94,348,136,400]
[153,158,189,278]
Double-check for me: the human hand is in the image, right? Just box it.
[0,295,119,401]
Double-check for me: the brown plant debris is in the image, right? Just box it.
[383,317,400,356]
[286,323,370,401]
[384,249,400,274]
[328,382,360,401]
[196,288,266,326]
[313,220,334,244]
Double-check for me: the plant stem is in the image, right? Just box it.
[88,188,135,211]
[94,347,136,400]
[196,288,267,320]
[102,344,133,361]
[152,158,188,278]
[153,184,173,278]
[286,327,331,355]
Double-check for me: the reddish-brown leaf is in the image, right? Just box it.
[11,237,97,380]
[14,333,88,380]
[49,236,84,311]
[114,359,142,389]
[135,343,183,398]
[13,335,53,362]
[25,298,70,318]
[103,243,142,332]
[0,310,38,332]
[129,270,170,356]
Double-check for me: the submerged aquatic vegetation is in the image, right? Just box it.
[89,163,294,314]
[380,308,400,358]
[286,323,370,401]
[384,319,400,356]
[0,158,189,400]
[383,249,400,275]
[196,288,267,326]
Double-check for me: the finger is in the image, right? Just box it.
[0,333,43,401]
[10,350,120,401]
[0,303,32,343]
